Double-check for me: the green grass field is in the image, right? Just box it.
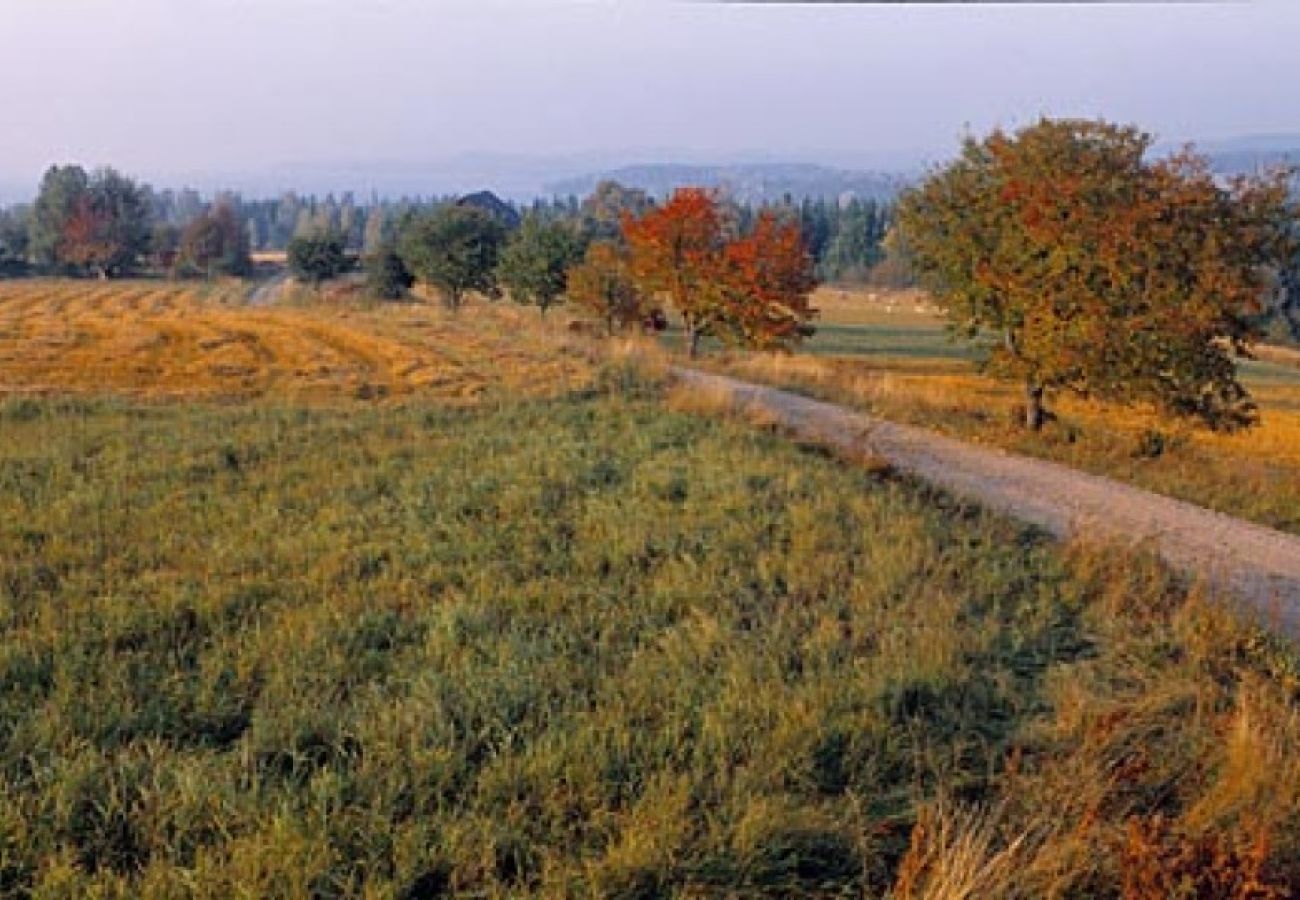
[2,362,1299,896]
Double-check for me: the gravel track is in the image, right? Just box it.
[676,368,1300,637]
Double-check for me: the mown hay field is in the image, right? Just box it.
[717,286,1300,535]
[0,280,593,404]
[0,280,1298,896]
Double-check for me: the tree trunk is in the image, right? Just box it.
[1024,382,1045,431]
[688,325,701,359]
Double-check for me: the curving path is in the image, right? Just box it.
[675,368,1300,637]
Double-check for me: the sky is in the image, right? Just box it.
[2,0,1297,199]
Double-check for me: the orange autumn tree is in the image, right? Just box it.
[622,188,817,356]
[899,118,1291,431]
[60,197,118,280]
[723,210,819,350]
[566,241,649,336]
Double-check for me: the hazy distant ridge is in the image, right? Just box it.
[546,163,907,204]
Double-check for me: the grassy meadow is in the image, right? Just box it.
[711,287,1300,536]
[0,282,1298,896]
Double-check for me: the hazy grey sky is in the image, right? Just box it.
[3,0,1297,193]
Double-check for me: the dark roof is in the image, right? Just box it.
[455,191,521,229]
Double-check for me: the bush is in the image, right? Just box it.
[287,231,350,287]
[364,244,415,300]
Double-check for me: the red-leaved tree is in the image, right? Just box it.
[722,211,818,350]
[622,188,816,356]
[60,197,117,279]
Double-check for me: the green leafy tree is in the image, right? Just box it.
[1269,224,1300,344]
[898,118,1291,431]
[0,207,30,275]
[179,203,251,279]
[29,165,89,269]
[287,230,350,287]
[498,217,584,317]
[397,206,505,310]
[365,243,415,300]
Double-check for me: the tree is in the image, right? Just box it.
[73,168,152,277]
[59,197,118,278]
[365,243,415,300]
[363,208,390,256]
[29,165,90,269]
[30,166,151,278]
[581,180,652,242]
[287,230,350,287]
[566,241,649,336]
[1269,224,1300,344]
[623,188,818,356]
[397,206,505,310]
[150,223,181,272]
[179,203,251,279]
[898,118,1291,431]
[498,217,584,317]
[0,207,30,275]
[820,198,889,283]
[623,188,728,357]
[721,210,819,350]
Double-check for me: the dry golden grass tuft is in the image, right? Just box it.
[0,280,594,404]
[891,803,1039,900]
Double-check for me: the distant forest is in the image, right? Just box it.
[0,166,903,285]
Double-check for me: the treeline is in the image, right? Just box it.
[289,185,818,355]
[0,165,902,285]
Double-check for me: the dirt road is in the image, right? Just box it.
[247,273,290,307]
[675,368,1300,636]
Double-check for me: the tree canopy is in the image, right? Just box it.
[566,241,649,336]
[397,206,506,310]
[364,243,415,300]
[498,217,584,317]
[179,203,251,279]
[581,180,653,242]
[898,118,1291,430]
[622,188,817,356]
[0,208,30,275]
[287,230,350,287]
[30,166,151,277]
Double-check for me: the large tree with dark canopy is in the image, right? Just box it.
[898,118,1291,431]
[30,165,151,277]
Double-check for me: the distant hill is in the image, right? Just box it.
[1210,148,1300,176]
[1196,134,1300,176]
[546,163,908,204]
